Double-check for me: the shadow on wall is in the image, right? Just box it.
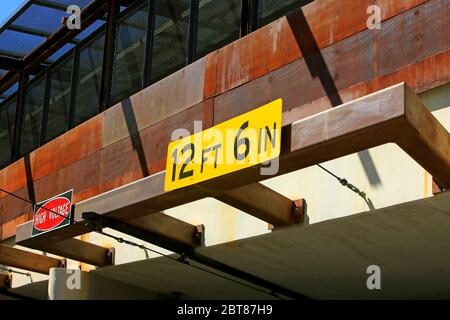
[287,8,382,189]
[121,98,150,178]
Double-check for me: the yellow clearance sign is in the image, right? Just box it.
[164,98,282,191]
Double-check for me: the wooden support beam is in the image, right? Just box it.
[127,213,204,247]
[215,183,304,227]
[0,273,12,289]
[15,83,450,254]
[0,244,64,275]
[15,224,114,267]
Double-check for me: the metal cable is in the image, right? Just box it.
[96,229,285,300]
[316,164,375,210]
[0,186,284,299]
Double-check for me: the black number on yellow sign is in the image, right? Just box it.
[234,121,250,161]
[171,143,195,182]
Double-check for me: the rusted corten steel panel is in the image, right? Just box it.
[376,0,450,77]
[213,0,449,125]
[102,58,205,148]
[3,188,32,223]
[206,0,429,97]
[36,151,101,204]
[34,114,104,181]
[15,83,450,249]
[100,100,212,194]
[1,214,32,240]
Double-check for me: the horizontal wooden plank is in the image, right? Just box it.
[15,223,113,267]
[127,213,204,248]
[215,183,300,227]
[0,244,64,275]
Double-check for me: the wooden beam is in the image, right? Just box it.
[0,244,64,275]
[127,212,204,247]
[15,83,450,253]
[15,224,114,267]
[0,273,12,289]
[215,183,304,227]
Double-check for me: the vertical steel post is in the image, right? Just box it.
[11,71,28,161]
[143,0,156,88]
[99,0,119,111]
[187,0,199,64]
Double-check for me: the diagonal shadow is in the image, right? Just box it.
[24,153,36,204]
[287,9,343,107]
[121,98,150,178]
[287,9,382,188]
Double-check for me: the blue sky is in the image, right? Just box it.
[0,0,25,26]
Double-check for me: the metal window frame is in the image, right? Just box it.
[72,26,107,126]
[143,0,155,88]
[0,93,18,168]
[17,70,48,157]
[11,71,29,162]
[109,0,149,106]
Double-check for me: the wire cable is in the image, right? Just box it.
[96,229,284,300]
[0,186,285,299]
[316,164,375,210]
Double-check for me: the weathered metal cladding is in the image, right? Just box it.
[34,114,104,181]
[206,0,429,97]
[213,1,449,125]
[102,58,205,148]
[1,213,32,240]
[3,151,102,226]
[2,187,32,223]
[376,0,450,77]
[35,151,101,204]
[100,100,213,194]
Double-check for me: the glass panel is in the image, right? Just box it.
[46,55,73,141]
[46,43,75,64]
[0,98,16,168]
[0,30,45,58]
[196,0,241,59]
[48,0,92,9]
[260,0,311,26]
[12,4,68,34]
[20,74,46,156]
[111,2,148,104]
[74,20,105,42]
[151,0,190,83]
[74,31,105,125]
